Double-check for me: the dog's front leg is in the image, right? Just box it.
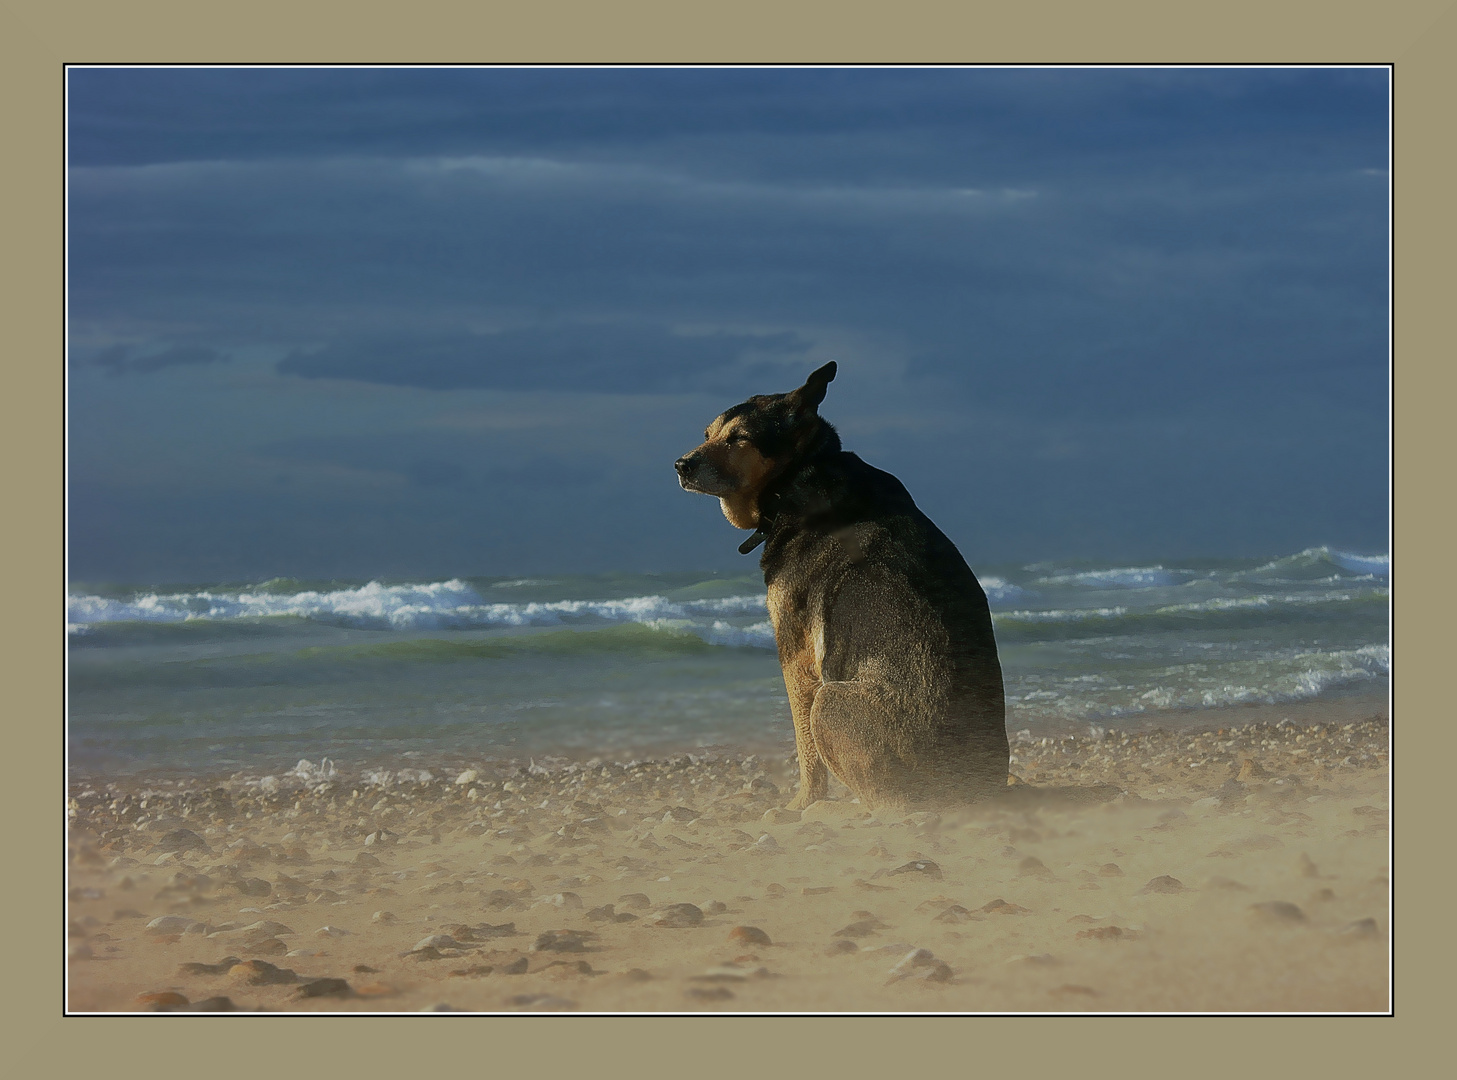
[782,655,829,810]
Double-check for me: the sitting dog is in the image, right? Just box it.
[675,362,1008,811]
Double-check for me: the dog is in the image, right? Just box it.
[675,361,1008,811]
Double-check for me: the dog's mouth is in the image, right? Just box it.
[675,454,732,496]
[677,471,727,496]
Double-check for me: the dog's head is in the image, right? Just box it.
[675,361,837,529]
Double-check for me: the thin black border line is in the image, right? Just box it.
[62,61,1392,1020]
[1385,58,1394,1019]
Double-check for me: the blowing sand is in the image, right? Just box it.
[67,715,1389,1013]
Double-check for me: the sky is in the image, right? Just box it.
[66,67,1390,585]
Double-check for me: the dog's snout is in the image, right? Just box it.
[675,455,699,477]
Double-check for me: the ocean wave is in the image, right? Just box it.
[294,623,740,662]
[1247,546,1389,580]
[977,576,1033,605]
[992,590,1387,641]
[1032,566,1195,589]
[1005,643,1390,723]
[1126,645,1390,711]
[67,580,770,633]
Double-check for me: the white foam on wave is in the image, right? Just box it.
[1150,591,1386,616]
[67,579,491,628]
[1250,546,1389,579]
[996,606,1130,624]
[1034,566,1192,588]
[993,589,1385,628]
[1008,643,1391,721]
[703,620,776,648]
[67,581,771,633]
[1329,550,1390,577]
[978,576,1033,605]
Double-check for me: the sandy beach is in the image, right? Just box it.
[67,709,1389,1014]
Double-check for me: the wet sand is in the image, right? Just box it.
[67,714,1389,1013]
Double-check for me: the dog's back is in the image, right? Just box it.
[762,450,1008,809]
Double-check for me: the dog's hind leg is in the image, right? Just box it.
[782,654,830,811]
[808,680,921,812]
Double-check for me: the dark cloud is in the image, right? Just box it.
[91,343,226,376]
[67,68,1387,186]
[253,431,608,491]
[275,323,811,393]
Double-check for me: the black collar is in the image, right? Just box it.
[738,511,776,555]
[736,437,838,556]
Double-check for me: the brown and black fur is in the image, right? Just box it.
[675,362,1008,812]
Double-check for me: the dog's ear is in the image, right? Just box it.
[789,361,837,416]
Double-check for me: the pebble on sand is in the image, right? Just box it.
[834,917,888,938]
[825,939,858,956]
[933,905,975,924]
[887,948,953,983]
[888,860,943,881]
[531,930,594,952]
[145,916,206,936]
[244,938,290,956]
[153,828,210,855]
[210,920,296,939]
[178,957,241,976]
[693,963,770,982]
[585,903,638,923]
[228,960,298,985]
[509,994,578,1010]
[728,925,772,946]
[414,934,465,951]
[295,978,352,999]
[1138,875,1190,894]
[980,899,1031,915]
[136,991,189,1009]
[1005,953,1061,966]
[542,959,596,977]
[686,986,735,1001]
[651,903,704,928]
[1076,926,1135,941]
[1018,857,1054,879]
[1337,917,1380,938]
[1248,901,1307,923]
[533,892,583,910]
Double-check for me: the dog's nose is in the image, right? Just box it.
[675,455,698,477]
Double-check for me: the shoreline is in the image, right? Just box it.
[68,712,1388,1012]
[68,688,1389,788]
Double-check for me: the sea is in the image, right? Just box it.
[66,546,1389,782]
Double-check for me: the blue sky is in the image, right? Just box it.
[67,67,1390,584]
